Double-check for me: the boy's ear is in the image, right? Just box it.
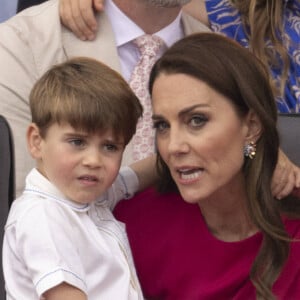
[27,123,43,159]
[244,110,262,143]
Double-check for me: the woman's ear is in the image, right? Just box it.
[27,123,43,159]
[244,110,262,143]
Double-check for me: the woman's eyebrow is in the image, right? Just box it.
[178,104,210,118]
[152,104,210,120]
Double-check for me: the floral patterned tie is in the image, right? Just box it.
[129,34,165,161]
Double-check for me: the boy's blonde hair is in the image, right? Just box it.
[29,57,143,145]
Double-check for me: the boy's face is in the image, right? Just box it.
[28,123,125,204]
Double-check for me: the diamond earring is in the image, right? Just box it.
[244,141,256,159]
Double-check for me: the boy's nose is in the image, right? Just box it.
[82,148,102,168]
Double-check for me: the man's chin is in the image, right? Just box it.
[146,0,191,8]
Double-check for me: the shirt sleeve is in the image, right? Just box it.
[96,166,139,210]
[14,201,88,297]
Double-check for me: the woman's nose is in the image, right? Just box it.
[167,129,189,155]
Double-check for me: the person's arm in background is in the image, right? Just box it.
[98,155,158,210]
[272,149,300,200]
[129,154,157,192]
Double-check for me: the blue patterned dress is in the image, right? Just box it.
[206,0,300,112]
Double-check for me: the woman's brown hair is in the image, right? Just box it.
[149,32,299,299]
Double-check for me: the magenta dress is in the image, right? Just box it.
[114,187,300,299]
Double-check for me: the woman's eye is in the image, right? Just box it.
[189,115,207,127]
[153,121,169,132]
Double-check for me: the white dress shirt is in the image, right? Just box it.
[106,0,184,81]
[3,167,143,300]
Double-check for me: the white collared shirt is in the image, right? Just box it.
[106,0,184,81]
[3,168,143,300]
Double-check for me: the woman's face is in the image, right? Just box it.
[152,73,251,204]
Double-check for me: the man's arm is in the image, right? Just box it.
[0,1,69,196]
[0,19,37,196]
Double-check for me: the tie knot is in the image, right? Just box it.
[134,34,164,57]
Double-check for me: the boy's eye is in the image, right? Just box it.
[69,139,85,147]
[104,143,118,152]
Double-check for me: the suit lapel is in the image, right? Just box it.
[62,12,122,73]
[181,12,211,35]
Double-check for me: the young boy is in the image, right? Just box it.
[2,57,153,300]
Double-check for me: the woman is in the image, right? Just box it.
[114,33,300,299]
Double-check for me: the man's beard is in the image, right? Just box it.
[144,0,191,7]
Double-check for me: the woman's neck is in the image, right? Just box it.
[199,187,258,242]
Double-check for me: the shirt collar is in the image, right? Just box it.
[106,0,184,48]
[24,168,90,212]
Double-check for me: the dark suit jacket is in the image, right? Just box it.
[17,0,47,12]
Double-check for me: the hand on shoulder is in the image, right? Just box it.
[59,0,104,41]
[272,148,300,200]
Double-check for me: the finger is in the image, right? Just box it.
[272,179,288,199]
[275,171,295,200]
[93,0,105,12]
[272,156,298,199]
[294,166,300,188]
[271,165,287,196]
[60,0,87,40]
[271,149,294,198]
[271,164,291,199]
[79,0,98,38]
[71,0,96,40]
